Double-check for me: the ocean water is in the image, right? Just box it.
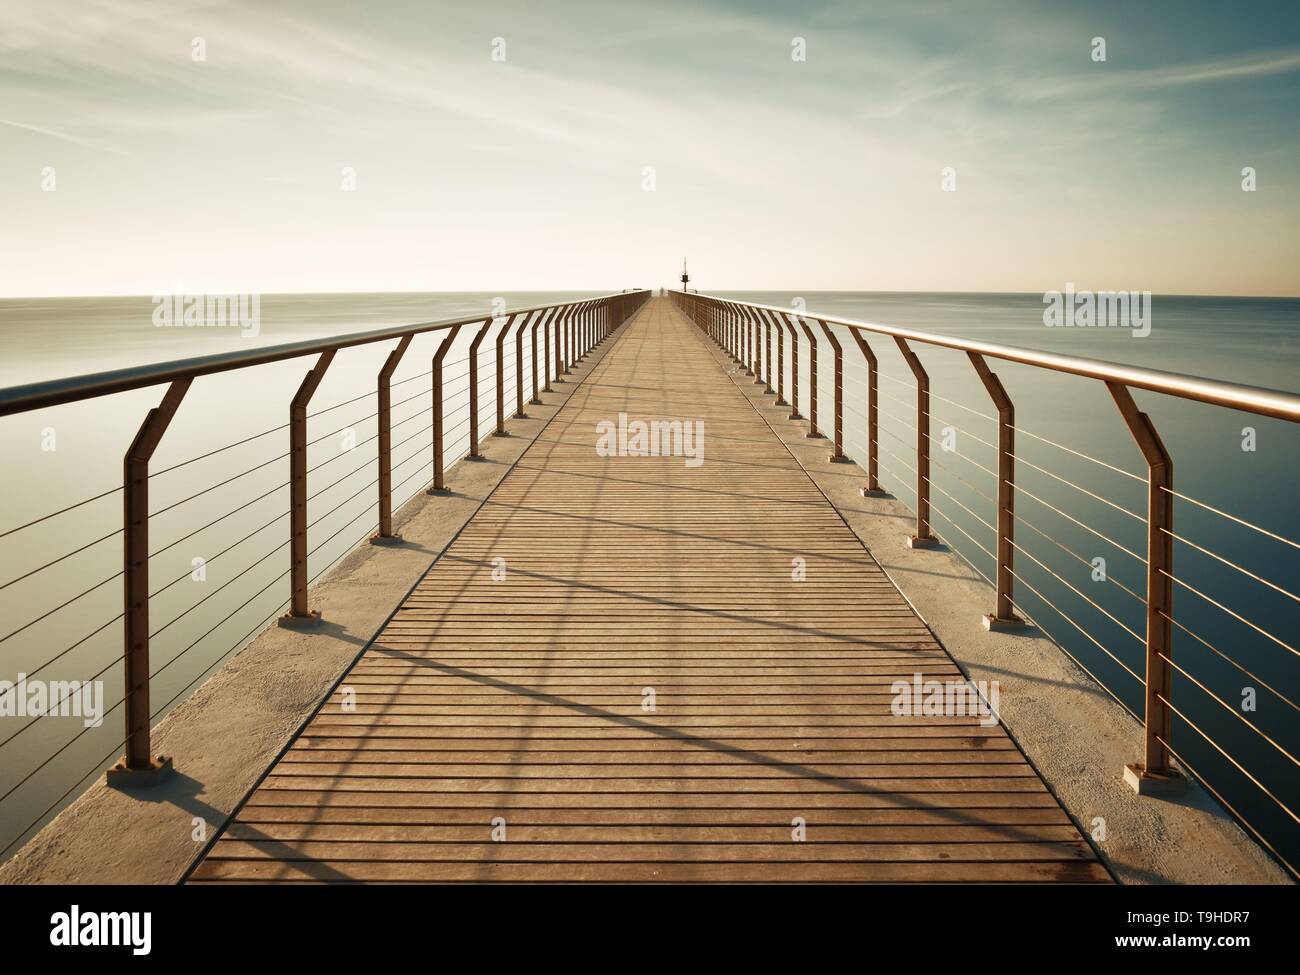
[0,290,1296,874]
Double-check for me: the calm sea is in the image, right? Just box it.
[0,290,1296,872]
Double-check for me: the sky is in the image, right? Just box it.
[1,0,1298,297]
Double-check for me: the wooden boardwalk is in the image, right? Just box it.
[191,296,1108,883]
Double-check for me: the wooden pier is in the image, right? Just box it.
[190,297,1108,883]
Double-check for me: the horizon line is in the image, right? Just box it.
[2,287,1299,301]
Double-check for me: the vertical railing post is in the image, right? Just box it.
[494,312,519,436]
[553,305,568,383]
[817,320,845,461]
[847,329,884,496]
[783,314,801,420]
[799,318,821,438]
[109,378,191,784]
[467,318,493,458]
[745,308,764,384]
[740,305,755,377]
[542,307,554,393]
[769,309,787,406]
[429,324,464,493]
[893,337,935,548]
[763,309,773,394]
[969,353,1023,630]
[515,310,531,417]
[371,334,413,545]
[563,304,575,374]
[1108,382,1178,792]
[529,309,547,405]
[280,350,336,627]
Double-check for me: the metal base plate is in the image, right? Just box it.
[861,487,888,497]
[106,755,173,788]
[369,533,404,546]
[278,609,322,629]
[982,613,1026,632]
[828,454,852,463]
[907,535,940,549]
[1123,763,1187,797]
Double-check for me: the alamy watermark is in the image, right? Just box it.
[891,673,1000,727]
[50,906,151,955]
[0,674,104,727]
[596,412,704,467]
[152,293,261,337]
[1043,283,1151,337]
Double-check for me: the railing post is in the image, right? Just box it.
[783,314,801,420]
[515,310,531,417]
[494,312,519,436]
[969,353,1023,630]
[847,329,884,496]
[745,308,764,384]
[817,320,845,461]
[467,318,493,458]
[108,378,191,785]
[745,305,756,376]
[893,337,935,548]
[799,318,822,438]
[429,324,464,494]
[553,305,568,383]
[739,305,754,375]
[769,309,787,406]
[542,307,554,393]
[371,334,413,545]
[1108,381,1179,793]
[280,350,336,628]
[529,309,547,405]
[762,309,773,394]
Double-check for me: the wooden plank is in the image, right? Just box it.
[190,296,1107,885]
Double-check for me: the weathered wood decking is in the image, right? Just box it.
[191,297,1108,883]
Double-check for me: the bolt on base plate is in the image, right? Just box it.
[982,613,1025,632]
[1123,763,1186,797]
[278,609,322,629]
[106,755,173,788]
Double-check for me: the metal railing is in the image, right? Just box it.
[0,289,649,858]
[674,289,1300,878]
